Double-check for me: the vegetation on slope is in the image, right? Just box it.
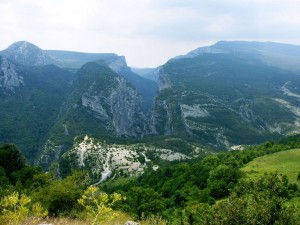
[242,148,300,213]
[1,135,300,224]
[101,136,300,223]
[0,64,73,162]
[153,51,300,147]
[242,148,300,184]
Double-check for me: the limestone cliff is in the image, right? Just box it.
[81,75,145,137]
[37,62,146,169]
[0,57,23,92]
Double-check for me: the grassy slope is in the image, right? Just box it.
[242,148,300,184]
[242,148,300,210]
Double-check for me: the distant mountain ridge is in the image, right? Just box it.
[0,41,158,113]
[175,41,300,72]
[0,41,157,164]
[0,41,124,69]
[1,40,300,170]
[151,41,300,148]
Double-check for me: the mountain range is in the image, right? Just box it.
[1,40,300,171]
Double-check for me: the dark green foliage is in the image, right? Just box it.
[140,136,202,156]
[10,166,41,187]
[31,171,89,216]
[121,187,165,219]
[0,167,10,186]
[0,144,26,177]
[0,64,73,161]
[208,164,242,199]
[190,173,299,225]
[152,46,300,148]
[191,193,298,225]
[101,135,300,222]
[1,135,300,223]
[0,144,42,191]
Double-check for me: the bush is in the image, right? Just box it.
[31,171,88,216]
[0,192,47,225]
[0,144,26,181]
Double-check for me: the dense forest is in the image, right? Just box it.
[1,135,300,224]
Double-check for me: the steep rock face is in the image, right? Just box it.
[0,41,54,66]
[131,67,161,82]
[1,41,158,114]
[157,68,172,91]
[37,62,146,169]
[108,58,159,114]
[45,48,158,114]
[81,75,145,136]
[0,57,23,92]
[107,56,128,73]
[75,62,145,137]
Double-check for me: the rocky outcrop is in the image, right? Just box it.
[60,135,192,181]
[0,57,23,92]
[108,56,127,73]
[37,140,66,169]
[124,222,140,225]
[158,69,172,91]
[180,104,210,118]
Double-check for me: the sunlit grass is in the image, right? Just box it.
[242,148,300,184]
[242,148,300,216]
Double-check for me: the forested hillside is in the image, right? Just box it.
[1,135,300,224]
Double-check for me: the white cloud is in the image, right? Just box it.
[0,0,300,67]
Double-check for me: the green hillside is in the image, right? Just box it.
[152,50,300,148]
[0,63,73,161]
[242,148,300,184]
[242,148,300,211]
[2,136,300,224]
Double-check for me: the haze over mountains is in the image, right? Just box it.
[1,40,300,170]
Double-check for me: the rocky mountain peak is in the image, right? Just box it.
[0,56,24,92]
[1,41,54,66]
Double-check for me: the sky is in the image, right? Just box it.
[0,0,300,68]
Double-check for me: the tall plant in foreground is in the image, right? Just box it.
[0,192,47,225]
[78,186,123,225]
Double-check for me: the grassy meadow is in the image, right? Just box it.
[242,148,300,211]
[242,148,300,184]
